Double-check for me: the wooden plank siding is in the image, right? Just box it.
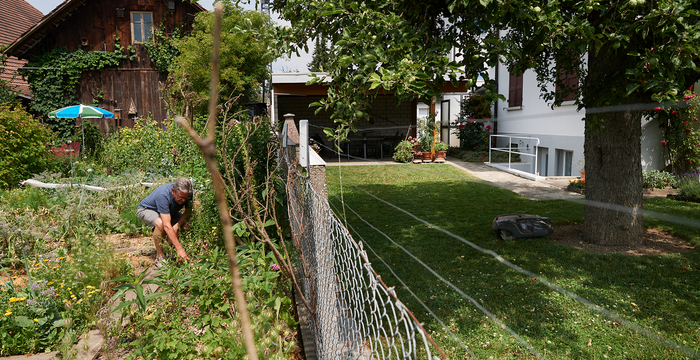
[21,0,203,132]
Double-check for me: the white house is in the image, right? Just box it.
[493,61,669,180]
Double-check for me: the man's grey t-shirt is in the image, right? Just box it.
[138,183,192,215]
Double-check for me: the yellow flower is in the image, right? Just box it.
[55,294,59,297]
[86,285,94,289]
[60,283,64,288]
[58,257,64,260]
[17,197,22,201]
[11,276,16,280]
[87,291,95,295]
[9,297,18,303]
[19,297,26,301]
[47,282,54,286]
[4,312,11,316]
[43,259,49,263]
[52,266,59,270]
[33,318,38,322]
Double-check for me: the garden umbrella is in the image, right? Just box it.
[47,104,114,156]
[48,104,114,119]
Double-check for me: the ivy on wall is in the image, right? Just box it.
[21,42,134,141]
[143,25,183,74]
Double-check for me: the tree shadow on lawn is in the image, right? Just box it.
[329,176,700,359]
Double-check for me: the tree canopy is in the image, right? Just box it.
[275,0,700,246]
[166,1,277,117]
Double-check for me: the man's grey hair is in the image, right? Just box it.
[173,177,192,194]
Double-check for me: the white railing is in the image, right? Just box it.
[489,134,541,179]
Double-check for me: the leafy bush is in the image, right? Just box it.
[392,140,414,163]
[0,105,60,189]
[454,120,491,151]
[102,117,204,177]
[676,169,700,203]
[642,170,677,190]
[72,121,104,160]
[457,149,520,163]
[459,93,492,120]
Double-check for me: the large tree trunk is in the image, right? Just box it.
[583,109,643,246]
[583,48,644,246]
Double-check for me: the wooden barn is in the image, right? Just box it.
[4,0,206,132]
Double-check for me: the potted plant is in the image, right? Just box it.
[434,141,448,160]
[419,132,433,161]
[392,140,414,163]
[413,150,423,163]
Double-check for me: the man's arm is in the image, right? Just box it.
[160,213,189,261]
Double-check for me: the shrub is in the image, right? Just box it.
[72,121,104,160]
[101,117,204,177]
[454,120,491,151]
[458,149,520,163]
[0,105,60,189]
[393,140,414,163]
[676,169,700,203]
[642,170,677,190]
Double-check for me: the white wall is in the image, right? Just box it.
[495,64,585,177]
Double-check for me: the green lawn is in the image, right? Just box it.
[326,164,700,360]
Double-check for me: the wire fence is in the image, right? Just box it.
[281,141,444,359]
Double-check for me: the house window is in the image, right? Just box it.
[556,68,578,102]
[508,73,523,107]
[555,149,573,176]
[131,12,153,43]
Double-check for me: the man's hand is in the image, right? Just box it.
[176,248,190,262]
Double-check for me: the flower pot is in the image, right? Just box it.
[412,153,423,163]
[579,170,585,181]
[422,152,432,162]
[434,150,447,163]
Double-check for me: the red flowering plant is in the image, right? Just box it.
[453,94,493,151]
[649,86,700,173]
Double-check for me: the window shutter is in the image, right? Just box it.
[556,69,578,102]
[508,73,523,107]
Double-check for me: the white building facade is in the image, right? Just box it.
[494,62,667,179]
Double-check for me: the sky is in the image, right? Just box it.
[24,0,311,72]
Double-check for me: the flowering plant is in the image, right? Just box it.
[569,179,585,189]
[647,86,700,173]
[309,138,321,154]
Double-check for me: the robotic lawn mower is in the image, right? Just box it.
[492,214,554,240]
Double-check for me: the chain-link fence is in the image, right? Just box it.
[281,134,443,359]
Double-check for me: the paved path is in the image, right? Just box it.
[446,157,584,201]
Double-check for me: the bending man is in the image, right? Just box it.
[137,177,193,264]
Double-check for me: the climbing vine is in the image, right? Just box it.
[650,87,700,173]
[21,41,134,141]
[143,25,183,74]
